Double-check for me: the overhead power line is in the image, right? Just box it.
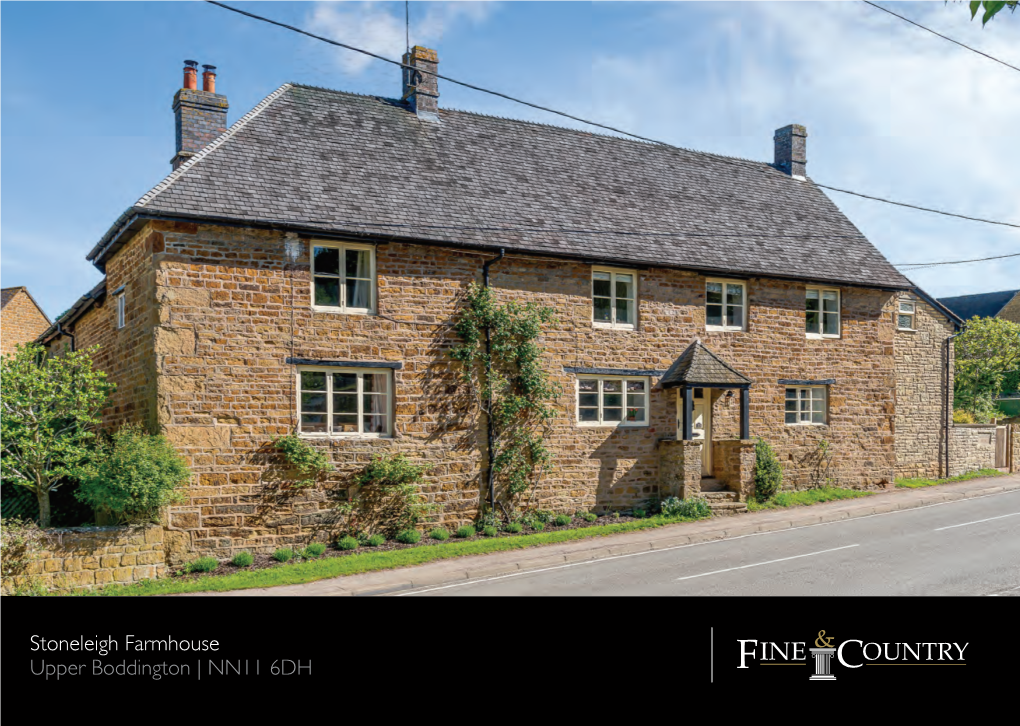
[894,251,1020,269]
[206,0,1020,234]
[862,1,1020,74]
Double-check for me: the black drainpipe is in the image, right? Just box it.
[944,326,965,478]
[482,249,506,515]
[55,321,75,352]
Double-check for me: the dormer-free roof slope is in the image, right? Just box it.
[937,289,1020,321]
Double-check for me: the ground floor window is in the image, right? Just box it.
[298,367,391,436]
[785,386,827,425]
[577,376,648,426]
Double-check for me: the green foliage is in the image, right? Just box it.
[395,529,422,544]
[482,525,498,537]
[1,517,48,593]
[964,0,1017,25]
[531,521,545,531]
[746,486,871,511]
[75,424,191,524]
[580,512,598,522]
[303,543,327,558]
[753,437,784,501]
[272,434,334,488]
[632,508,647,519]
[429,528,450,541]
[336,537,359,551]
[1,343,115,527]
[455,525,475,538]
[895,468,1003,489]
[553,514,572,526]
[505,522,523,533]
[660,496,712,519]
[186,557,219,573]
[954,317,1020,419]
[953,409,976,424]
[367,534,386,547]
[534,510,554,523]
[231,552,254,567]
[341,454,436,537]
[273,548,295,562]
[451,283,560,511]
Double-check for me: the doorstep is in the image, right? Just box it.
[184,474,1020,597]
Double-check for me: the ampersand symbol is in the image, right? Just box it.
[815,630,834,648]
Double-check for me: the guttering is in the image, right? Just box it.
[54,321,75,352]
[482,248,505,517]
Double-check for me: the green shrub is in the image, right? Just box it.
[430,528,450,541]
[553,514,572,526]
[367,534,386,547]
[1,517,47,593]
[534,509,554,523]
[272,434,334,487]
[231,551,254,567]
[303,542,327,558]
[581,512,598,522]
[186,556,219,573]
[395,529,421,544]
[273,548,294,562]
[455,525,475,538]
[660,496,712,519]
[482,525,498,537]
[355,454,436,534]
[531,521,545,531]
[754,437,783,501]
[75,424,191,524]
[633,508,647,519]
[506,522,523,533]
[336,536,359,551]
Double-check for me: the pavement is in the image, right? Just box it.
[194,473,1020,597]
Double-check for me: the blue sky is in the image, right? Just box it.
[3,1,1018,319]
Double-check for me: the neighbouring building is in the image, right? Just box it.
[39,51,964,560]
[1,286,51,356]
[938,289,1020,325]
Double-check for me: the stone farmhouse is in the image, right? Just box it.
[2,286,51,357]
[39,50,965,558]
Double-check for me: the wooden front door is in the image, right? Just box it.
[692,390,711,475]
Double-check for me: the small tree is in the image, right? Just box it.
[753,437,783,502]
[1,344,114,527]
[75,424,192,524]
[954,316,1020,420]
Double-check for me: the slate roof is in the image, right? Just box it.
[88,83,912,290]
[937,290,1019,321]
[660,339,752,388]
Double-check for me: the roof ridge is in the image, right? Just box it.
[693,341,752,383]
[136,83,294,208]
[939,289,1020,300]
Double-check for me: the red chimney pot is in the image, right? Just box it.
[202,65,217,94]
[183,60,198,90]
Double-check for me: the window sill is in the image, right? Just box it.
[897,328,917,333]
[577,422,648,429]
[806,333,841,340]
[310,306,374,315]
[298,432,392,439]
[706,325,745,333]
[784,422,828,427]
[592,322,636,331]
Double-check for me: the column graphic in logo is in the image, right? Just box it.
[809,630,836,681]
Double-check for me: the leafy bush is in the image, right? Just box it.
[367,534,386,547]
[74,424,191,524]
[348,454,436,535]
[953,409,976,424]
[395,529,421,544]
[273,548,295,562]
[455,525,475,538]
[632,508,647,519]
[1,517,48,593]
[231,551,254,567]
[336,536,359,551]
[534,509,554,523]
[272,434,334,487]
[660,496,712,519]
[482,525,498,537]
[430,528,450,541]
[303,542,327,558]
[553,514,572,526]
[753,437,783,501]
[186,556,218,573]
[506,522,523,533]
[531,521,545,531]
[581,512,598,522]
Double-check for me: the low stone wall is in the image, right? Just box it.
[949,425,997,477]
[1012,424,1020,473]
[9,524,166,593]
[715,440,755,501]
[658,439,702,499]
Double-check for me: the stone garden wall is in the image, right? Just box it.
[948,425,996,477]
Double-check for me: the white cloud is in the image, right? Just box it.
[307,1,495,74]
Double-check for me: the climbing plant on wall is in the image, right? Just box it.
[451,282,560,514]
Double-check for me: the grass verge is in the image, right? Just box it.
[895,468,1004,489]
[747,486,872,511]
[67,513,709,596]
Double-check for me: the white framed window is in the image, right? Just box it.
[115,292,126,329]
[785,386,827,425]
[576,376,648,427]
[297,367,392,437]
[592,267,637,329]
[310,241,375,313]
[806,288,840,338]
[706,279,746,331]
[897,299,916,331]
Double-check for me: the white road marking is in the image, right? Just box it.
[674,544,859,581]
[395,488,1019,596]
[934,512,1020,531]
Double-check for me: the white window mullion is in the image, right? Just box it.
[355,373,364,434]
[598,378,604,425]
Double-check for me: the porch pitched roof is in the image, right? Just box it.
[660,339,752,388]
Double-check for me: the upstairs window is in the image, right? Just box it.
[115,291,126,329]
[706,279,746,331]
[806,288,840,338]
[592,268,636,329]
[297,368,391,437]
[311,241,375,313]
[576,376,648,426]
[785,386,827,425]
[897,299,916,331]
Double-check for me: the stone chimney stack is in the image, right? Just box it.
[172,60,229,170]
[402,45,440,121]
[774,124,807,178]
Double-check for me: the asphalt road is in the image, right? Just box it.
[402,489,1020,596]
